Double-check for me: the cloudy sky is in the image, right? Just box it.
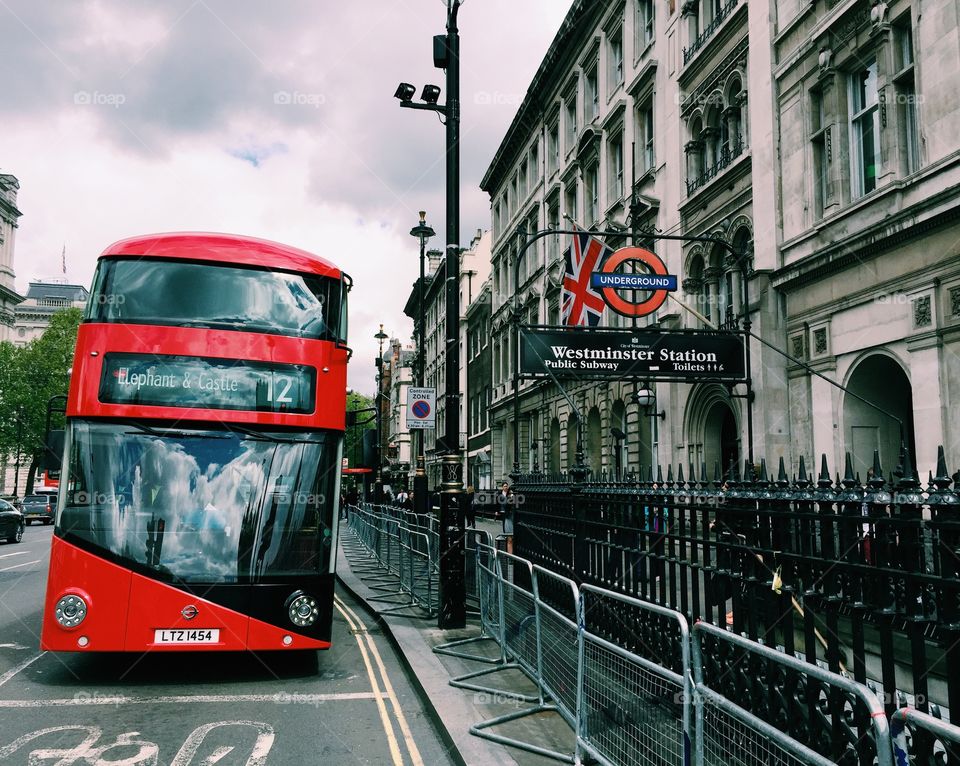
[0,0,568,393]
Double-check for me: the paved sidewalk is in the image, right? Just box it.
[335,521,575,766]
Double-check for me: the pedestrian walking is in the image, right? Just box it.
[495,482,515,554]
[465,485,476,528]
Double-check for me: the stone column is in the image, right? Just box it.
[703,266,722,326]
[702,127,720,168]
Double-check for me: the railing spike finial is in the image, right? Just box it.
[777,456,789,486]
[758,458,769,485]
[667,464,675,485]
[934,445,951,489]
[713,460,723,487]
[870,449,885,488]
[656,464,664,485]
[677,463,685,487]
[897,442,920,488]
[797,455,809,486]
[843,452,857,487]
[818,454,832,488]
[743,459,755,483]
[689,461,697,486]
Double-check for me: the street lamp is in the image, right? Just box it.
[631,386,666,420]
[395,0,466,629]
[375,324,389,503]
[409,210,435,516]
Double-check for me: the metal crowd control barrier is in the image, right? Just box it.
[343,505,438,618]
[577,585,693,766]
[891,706,960,765]
[691,622,894,766]
[436,542,506,666]
[468,551,579,763]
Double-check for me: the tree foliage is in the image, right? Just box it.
[0,308,82,487]
[344,389,375,468]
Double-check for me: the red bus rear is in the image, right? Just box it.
[40,232,350,652]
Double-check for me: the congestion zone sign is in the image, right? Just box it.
[590,247,677,318]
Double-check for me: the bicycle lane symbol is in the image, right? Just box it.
[0,721,275,765]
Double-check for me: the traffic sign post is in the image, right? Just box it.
[407,387,436,430]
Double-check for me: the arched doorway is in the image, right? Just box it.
[843,353,915,479]
[685,384,741,478]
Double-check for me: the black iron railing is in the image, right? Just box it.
[683,0,740,65]
[686,135,745,195]
[512,446,960,764]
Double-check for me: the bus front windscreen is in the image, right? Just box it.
[87,258,346,342]
[57,422,340,584]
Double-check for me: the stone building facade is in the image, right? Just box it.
[479,0,959,482]
[0,174,25,342]
[14,282,89,347]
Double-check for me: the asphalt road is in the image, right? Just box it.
[0,525,457,766]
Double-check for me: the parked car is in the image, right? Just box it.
[0,498,24,543]
[21,493,56,525]
[0,494,20,511]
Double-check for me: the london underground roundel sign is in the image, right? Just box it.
[590,247,678,318]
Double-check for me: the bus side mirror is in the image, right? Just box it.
[42,430,64,471]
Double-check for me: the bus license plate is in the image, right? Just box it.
[153,629,220,644]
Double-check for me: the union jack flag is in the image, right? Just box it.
[561,226,611,326]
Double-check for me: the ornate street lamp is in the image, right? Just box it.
[374,324,389,503]
[409,211,435,515]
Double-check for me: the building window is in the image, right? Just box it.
[894,19,920,175]
[564,86,578,153]
[849,60,880,198]
[564,178,578,223]
[811,89,829,217]
[608,132,624,203]
[608,26,624,93]
[585,162,600,224]
[548,121,560,176]
[547,201,560,262]
[584,64,599,124]
[636,99,655,172]
[529,143,539,184]
[636,0,655,52]
[519,163,528,201]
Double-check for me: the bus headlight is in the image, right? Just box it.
[286,592,318,628]
[55,594,88,628]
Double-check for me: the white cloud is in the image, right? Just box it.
[0,0,569,394]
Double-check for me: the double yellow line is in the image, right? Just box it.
[333,595,424,766]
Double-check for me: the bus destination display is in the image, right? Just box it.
[99,353,316,413]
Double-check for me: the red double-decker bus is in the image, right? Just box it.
[41,232,350,652]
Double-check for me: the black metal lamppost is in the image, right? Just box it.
[394,0,466,629]
[374,324,389,503]
[409,211,435,516]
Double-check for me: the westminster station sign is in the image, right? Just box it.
[520,328,746,382]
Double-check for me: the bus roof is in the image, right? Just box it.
[100,232,342,278]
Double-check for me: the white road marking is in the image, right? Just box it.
[0,559,41,572]
[0,643,28,649]
[335,599,405,766]
[0,551,28,560]
[201,745,234,765]
[171,722,274,766]
[0,691,384,707]
[0,652,44,688]
[335,596,425,766]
